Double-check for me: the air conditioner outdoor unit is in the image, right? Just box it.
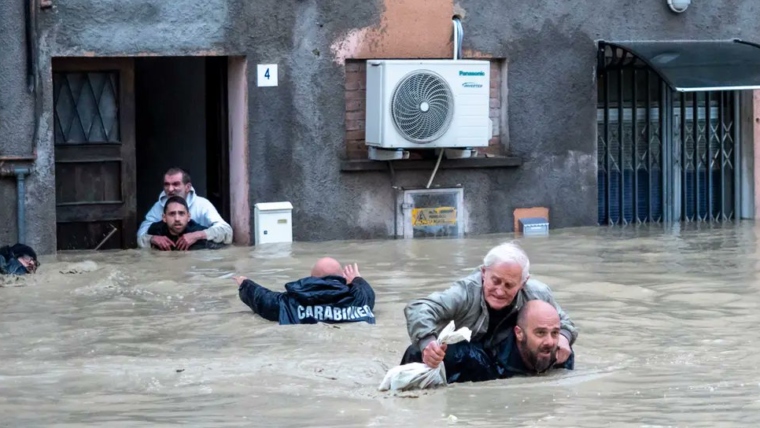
[365,59,492,151]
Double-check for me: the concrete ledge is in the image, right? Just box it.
[340,156,522,172]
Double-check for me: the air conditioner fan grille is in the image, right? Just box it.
[391,71,454,143]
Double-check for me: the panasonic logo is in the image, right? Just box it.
[462,82,483,88]
[459,71,485,76]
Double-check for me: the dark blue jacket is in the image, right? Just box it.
[238,275,376,325]
[443,331,575,384]
[0,243,37,275]
[0,255,28,275]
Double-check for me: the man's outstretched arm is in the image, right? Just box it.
[235,276,283,322]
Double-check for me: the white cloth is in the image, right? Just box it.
[379,321,472,391]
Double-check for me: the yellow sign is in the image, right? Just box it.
[412,207,457,226]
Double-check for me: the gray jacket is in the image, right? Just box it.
[405,268,578,351]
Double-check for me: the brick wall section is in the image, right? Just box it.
[345,60,368,159]
[345,59,503,159]
[482,60,502,156]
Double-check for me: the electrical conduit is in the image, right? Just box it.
[426,17,464,189]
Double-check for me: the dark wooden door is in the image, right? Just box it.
[53,58,137,250]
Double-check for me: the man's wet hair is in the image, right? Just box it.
[164,195,190,214]
[483,241,530,283]
[165,167,191,185]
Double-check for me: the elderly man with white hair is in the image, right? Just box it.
[402,241,577,370]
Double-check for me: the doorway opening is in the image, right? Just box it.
[135,57,230,226]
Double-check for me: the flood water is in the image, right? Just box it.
[2,223,760,427]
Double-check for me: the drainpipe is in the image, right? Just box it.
[0,166,32,244]
[16,0,39,245]
[15,168,31,244]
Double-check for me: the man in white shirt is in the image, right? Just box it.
[137,167,233,250]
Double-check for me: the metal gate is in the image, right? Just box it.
[597,44,741,225]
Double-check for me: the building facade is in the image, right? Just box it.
[1,0,759,254]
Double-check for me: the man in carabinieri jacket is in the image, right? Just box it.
[235,258,376,325]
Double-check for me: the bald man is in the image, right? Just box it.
[424,300,575,384]
[509,300,574,374]
[234,258,376,325]
[310,257,342,277]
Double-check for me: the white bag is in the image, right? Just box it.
[379,321,472,391]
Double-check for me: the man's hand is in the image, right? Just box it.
[150,235,175,251]
[422,341,448,368]
[232,276,248,287]
[556,335,572,364]
[176,231,206,251]
[343,263,361,284]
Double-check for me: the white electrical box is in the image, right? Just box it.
[254,202,293,244]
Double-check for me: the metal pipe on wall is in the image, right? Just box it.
[15,168,31,244]
[452,16,463,60]
[0,156,36,161]
[0,167,32,244]
[24,0,34,91]
[424,17,464,189]
[13,0,41,245]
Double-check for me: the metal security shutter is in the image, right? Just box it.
[597,41,744,225]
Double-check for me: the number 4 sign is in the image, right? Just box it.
[257,64,278,87]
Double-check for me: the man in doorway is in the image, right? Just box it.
[146,196,225,251]
[440,300,575,384]
[137,167,232,250]
[401,241,577,370]
[234,257,376,325]
[0,243,39,275]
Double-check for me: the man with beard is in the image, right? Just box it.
[440,300,574,383]
[400,241,577,374]
[511,300,572,374]
[145,196,225,251]
[137,167,232,250]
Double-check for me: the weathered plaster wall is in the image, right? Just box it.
[0,2,35,157]
[3,0,760,252]
[0,1,35,246]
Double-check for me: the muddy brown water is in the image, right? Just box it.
[2,223,760,427]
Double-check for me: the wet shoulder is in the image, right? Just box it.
[146,221,166,235]
[185,220,208,232]
[454,270,482,290]
[191,195,216,210]
[451,270,483,304]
